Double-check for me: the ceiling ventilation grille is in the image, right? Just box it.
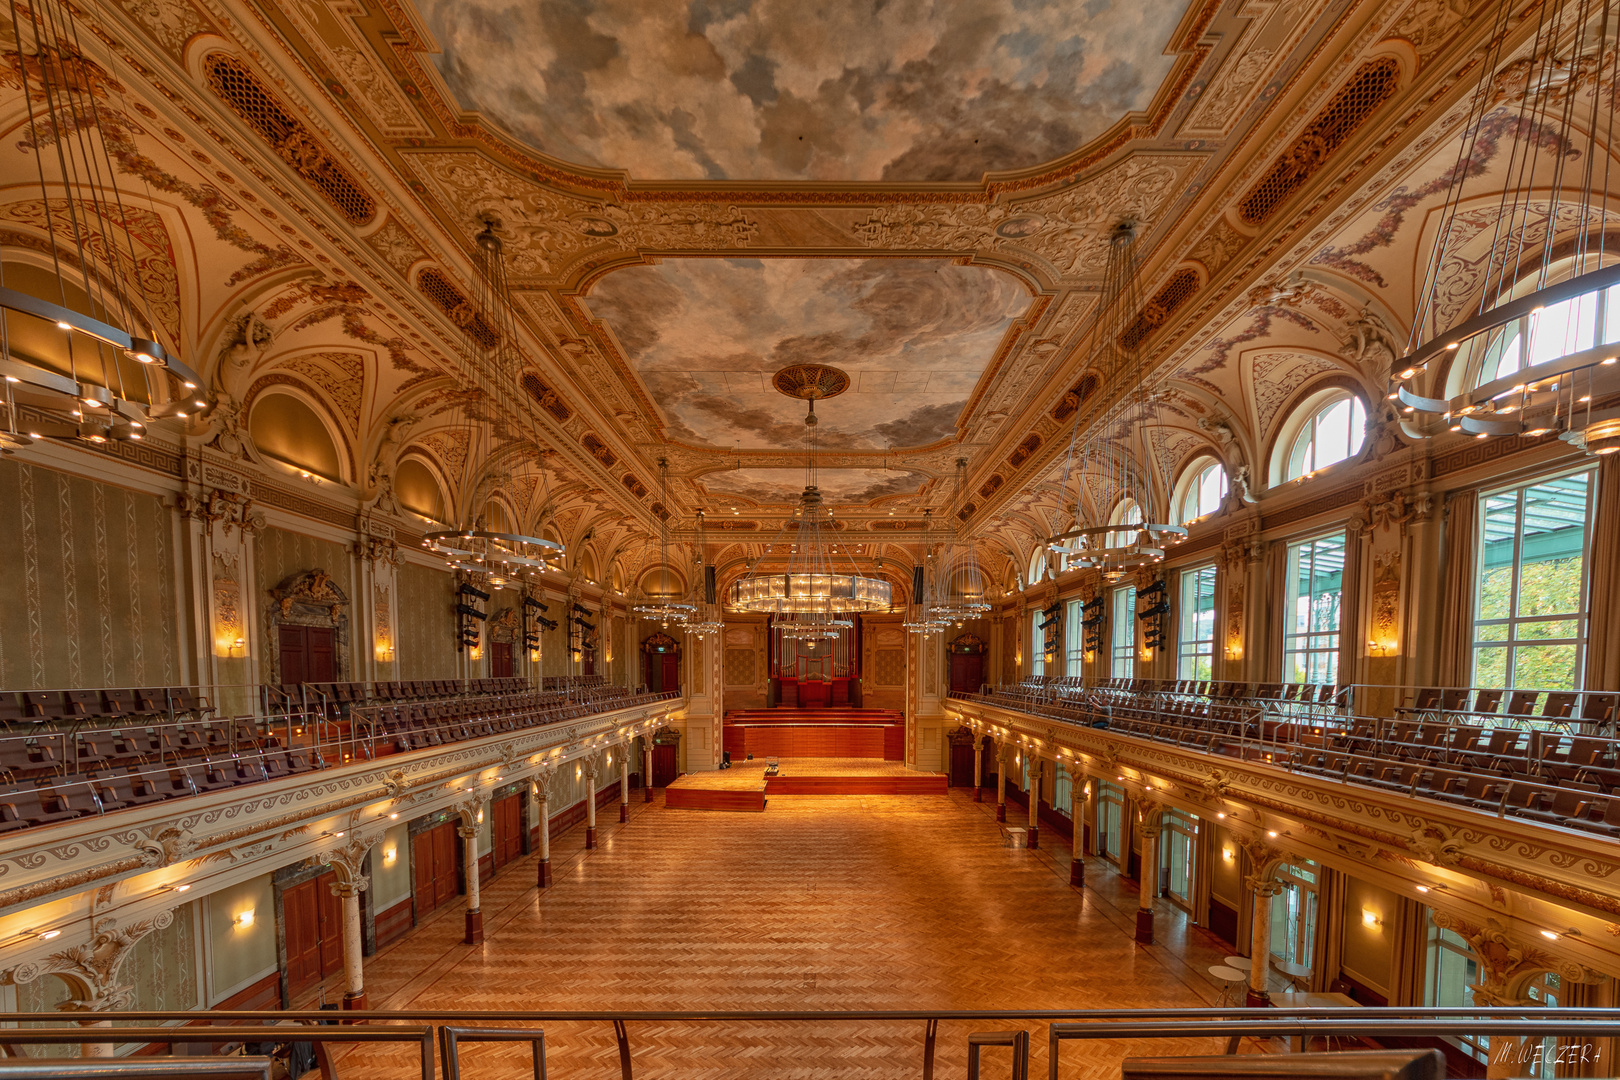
[202,53,376,226]
[1237,57,1400,227]
[1119,269,1200,352]
[521,372,572,421]
[416,268,501,349]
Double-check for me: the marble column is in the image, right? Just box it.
[584,756,601,849]
[619,744,630,822]
[1247,878,1283,1006]
[995,742,1009,823]
[643,739,655,802]
[1070,774,1086,887]
[460,822,484,945]
[972,734,984,802]
[1026,755,1042,849]
[1136,823,1160,944]
[533,771,553,888]
[332,878,368,1009]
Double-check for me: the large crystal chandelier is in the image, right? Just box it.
[1393,0,1620,455]
[0,0,206,453]
[931,459,992,624]
[728,365,892,617]
[1047,222,1186,579]
[632,458,696,625]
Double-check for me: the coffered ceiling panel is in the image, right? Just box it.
[580,257,1032,450]
[411,0,1190,181]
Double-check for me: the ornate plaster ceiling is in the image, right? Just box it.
[581,257,1032,449]
[699,466,925,506]
[411,0,1188,182]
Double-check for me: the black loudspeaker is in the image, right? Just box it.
[912,566,924,596]
[705,566,716,604]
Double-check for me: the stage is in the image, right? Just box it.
[664,758,950,811]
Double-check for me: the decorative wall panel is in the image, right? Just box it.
[397,560,459,680]
[0,462,179,689]
[255,527,354,680]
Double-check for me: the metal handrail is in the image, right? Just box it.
[7,1007,1620,1080]
[0,1060,274,1079]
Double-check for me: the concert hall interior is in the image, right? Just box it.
[2,0,1620,1075]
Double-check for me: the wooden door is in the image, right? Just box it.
[491,642,513,679]
[949,653,983,694]
[279,626,308,685]
[412,822,460,917]
[652,743,678,786]
[659,654,680,694]
[283,879,322,998]
[949,742,975,787]
[307,627,336,683]
[492,794,522,871]
[316,873,343,977]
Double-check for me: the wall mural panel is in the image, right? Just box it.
[0,462,178,690]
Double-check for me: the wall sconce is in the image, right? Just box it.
[375,639,394,662]
[1366,639,1398,658]
[234,909,255,929]
[383,846,397,865]
[1361,908,1381,929]
[529,648,541,663]
[476,809,484,824]
[1222,846,1234,862]
[230,637,246,657]
[575,765,582,780]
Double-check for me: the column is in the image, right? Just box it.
[972,734,984,802]
[1136,820,1160,945]
[584,756,601,849]
[534,771,553,888]
[460,822,483,945]
[644,738,655,802]
[1070,774,1086,887]
[1247,879,1282,1006]
[619,744,630,822]
[995,742,1009,823]
[332,879,368,1010]
[1027,755,1041,849]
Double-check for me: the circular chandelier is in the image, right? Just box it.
[424,528,564,587]
[1391,0,1620,456]
[728,366,892,617]
[931,459,993,623]
[681,510,723,637]
[632,458,696,625]
[1046,222,1186,579]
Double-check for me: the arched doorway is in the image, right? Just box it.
[642,632,680,694]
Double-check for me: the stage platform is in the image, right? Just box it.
[664,758,949,811]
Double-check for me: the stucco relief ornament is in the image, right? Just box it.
[1338,305,1400,381]
[10,912,175,1011]
[380,769,409,798]
[1247,272,1316,309]
[1200,769,1234,800]
[134,825,194,868]
[1409,822,1466,867]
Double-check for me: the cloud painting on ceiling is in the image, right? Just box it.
[701,468,924,506]
[413,0,1183,182]
[583,258,1031,450]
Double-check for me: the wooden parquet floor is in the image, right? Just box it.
[324,790,1252,1080]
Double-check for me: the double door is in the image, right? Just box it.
[492,793,523,872]
[278,625,335,684]
[412,822,459,917]
[283,871,342,1000]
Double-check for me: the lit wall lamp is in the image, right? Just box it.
[234,908,255,930]
[230,637,246,658]
[1361,908,1382,929]
[1222,846,1235,862]
[1366,639,1398,658]
[383,846,397,865]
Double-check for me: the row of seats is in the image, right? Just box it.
[0,687,212,727]
[1394,685,1617,727]
[952,680,1620,840]
[0,683,675,835]
[261,678,534,715]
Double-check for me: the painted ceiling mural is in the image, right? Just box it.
[411,0,1187,181]
[699,467,924,506]
[582,257,1032,450]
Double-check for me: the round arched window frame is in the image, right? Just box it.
[1272,388,1369,484]
[1172,456,1228,525]
[1106,497,1143,549]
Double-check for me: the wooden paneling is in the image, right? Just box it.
[412,822,458,918]
[664,786,766,811]
[492,792,523,872]
[765,774,948,795]
[730,724,890,759]
[375,898,413,948]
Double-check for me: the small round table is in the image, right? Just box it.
[1223,955,1253,972]
[1208,964,1246,1007]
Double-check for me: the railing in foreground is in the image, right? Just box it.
[4,1007,1619,1078]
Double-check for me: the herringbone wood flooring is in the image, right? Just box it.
[325,790,1246,1079]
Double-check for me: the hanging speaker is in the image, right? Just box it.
[912,566,924,596]
[705,566,716,604]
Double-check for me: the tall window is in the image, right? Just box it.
[1284,533,1346,684]
[1176,460,1228,525]
[1425,916,1486,1063]
[1108,498,1143,548]
[1097,781,1124,863]
[1286,393,1367,479]
[1177,564,1218,680]
[1470,282,1620,387]
[1475,470,1594,690]
[1110,585,1136,679]
[1029,609,1046,678]
[1064,598,1084,675]
[1163,809,1198,908]
[1053,761,1073,816]
[1269,861,1319,969]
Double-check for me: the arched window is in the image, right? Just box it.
[1106,498,1143,548]
[1285,393,1366,480]
[1174,459,1227,525]
[1027,547,1047,586]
